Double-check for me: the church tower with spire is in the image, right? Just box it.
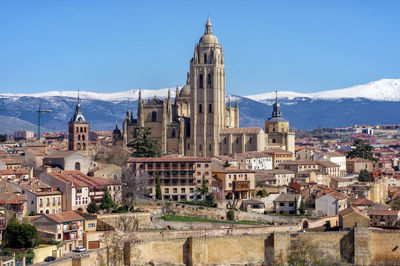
[189,17,230,157]
[68,94,89,151]
[265,91,295,153]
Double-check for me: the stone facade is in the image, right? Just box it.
[68,97,89,151]
[117,18,295,157]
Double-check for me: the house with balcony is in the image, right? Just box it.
[235,152,273,170]
[212,166,256,200]
[32,211,85,252]
[127,156,212,201]
[39,170,121,211]
[11,178,62,215]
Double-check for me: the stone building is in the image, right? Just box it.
[68,96,89,151]
[126,157,212,201]
[116,18,295,157]
[265,92,295,153]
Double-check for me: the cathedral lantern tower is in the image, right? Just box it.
[189,17,226,157]
[68,96,89,151]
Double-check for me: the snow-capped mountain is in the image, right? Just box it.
[0,78,400,133]
[0,88,174,103]
[246,79,400,102]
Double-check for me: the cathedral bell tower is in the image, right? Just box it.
[189,17,225,157]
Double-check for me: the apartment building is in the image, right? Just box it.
[126,157,212,201]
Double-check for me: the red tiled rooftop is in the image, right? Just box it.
[45,211,84,223]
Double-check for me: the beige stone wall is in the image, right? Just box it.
[97,212,150,230]
[370,230,400,264]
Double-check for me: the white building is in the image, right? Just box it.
[315,151,347,175]
[236,152,273,170]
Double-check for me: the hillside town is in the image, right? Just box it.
[1,15,400,266]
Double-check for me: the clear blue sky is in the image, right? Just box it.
[1,0,399,96]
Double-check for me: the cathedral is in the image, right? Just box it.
[113,18,295,156]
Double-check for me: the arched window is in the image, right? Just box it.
[84,127,87,132]
[80,127,83,133]
[249,137,252,144]
[77,143,81,150]
[75,162,81,171]
[199,74,203,88]
[199,104,202,113]
[224,138,227,144]
[82,135,85,141]
[45,209,49,214]
[204,54,207,64]
[272,139,276,143]
[171,129,176,138]
[82,143,86,150]
[236,137,239,144]
[152,111,157,121]
[77,135,81,141]
[207,74,212,88]
[76,127,79,133]
[208,104,212,113]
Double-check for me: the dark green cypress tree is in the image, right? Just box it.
[155,171,162,200]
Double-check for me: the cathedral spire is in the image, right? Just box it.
[138,89,142,103]
[228,96,231,108]
[175,85,179,104]
[205,16,212,35]
[70,91,86,123]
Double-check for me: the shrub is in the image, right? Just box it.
[4,222,40,248]
[227,209,235,221]
[87,201,100,214]
[28,211,37,216]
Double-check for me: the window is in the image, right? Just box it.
[249,137,252,144]
[152,111,157,122]
[199,144,202,151]
[199,74,204,88]
[181,188,186,193]
[76,127,79,133]
[80,127,83,133]
[58,197,61,205]
[171,129,176,138]
[204,54,207,64]
[164,188,169,193]
[77,143,81,150]
[209,144,212,151]
[75,162,81,171]
[236,137,239,144]
[224,138,227,144]
[82,143,86,150]
[82,135,85,141]
[199,104,202,113]
[208,103,212,113]
[289,203,294,207]
[77,135,81,140]
[279,203,284,206]
[272,139,276,143]
[88,223,96,228]
[207,74,212,88]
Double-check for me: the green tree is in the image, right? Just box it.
[28,210,37,216]
[4,222,40,248]
[198,175,209,200]
[87,201,100,214]
[0,135,7,142]
[256,189,268,198]
[100,187,116,212]
[347,139,378,162]
[223,160,231,168]
[299,199,306,215]
[358,169,372,182]
[155,171,162,200]
[129,127,161,158]
[227,209,235,221]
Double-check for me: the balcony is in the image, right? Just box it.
[233,181,250,191]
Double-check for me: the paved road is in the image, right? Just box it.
[34,249,97,265]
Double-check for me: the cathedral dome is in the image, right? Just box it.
[179,84,190,97]
[199,17,218,45]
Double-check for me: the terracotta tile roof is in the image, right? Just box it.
[127,156,211,163]
[212,166,256,173]
[17,179,62,196]
[368,210,399,216]
[317,160,340,168]
[351,198,374,206]
[265,169,295,175]
[46,170,113,189]
[45,211,84,223]
[339,206,369,218]
[331,177,350,182]
[0,158,23,165]
[264,149,294,155]
[274,193,300,202]
[46,150,86,159]
[220,127,263,134]
[279,160,318,165]
[0,169,29,176]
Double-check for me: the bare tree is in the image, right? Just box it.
[121,166,148,207]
